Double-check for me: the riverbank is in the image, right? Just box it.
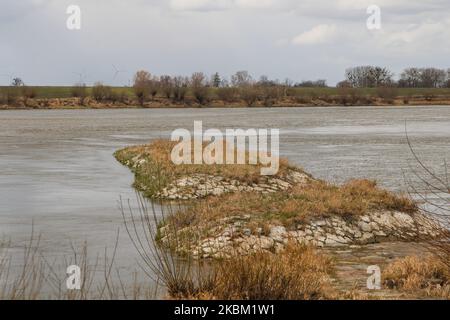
[2,87,450,110]
[115,139,449,299]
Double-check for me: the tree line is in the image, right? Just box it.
[341,66,450,88]
[2,66,450,108]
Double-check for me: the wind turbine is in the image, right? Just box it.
[72,71,88,84]
[112,64,128,85]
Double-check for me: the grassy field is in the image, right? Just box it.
[2,86,450,99]
[0,86,134,99]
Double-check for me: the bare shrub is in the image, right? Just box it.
[172,76,189,103]
[405,130,450,271]
[216,87,238,103]
[133,71,151,106]
[160,75,173,99]
[240,85,260,107]
[376,86,398,102]
[21,86,37,107]
[71,83,88,106]
[293,92,312,105]
[260,86,280,107]
[92,82,113,102]
[0,226,159,300]
[191,72,209,105]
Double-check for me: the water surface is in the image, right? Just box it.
[1,106,449,294]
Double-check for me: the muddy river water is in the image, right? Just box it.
[1,106,449,296]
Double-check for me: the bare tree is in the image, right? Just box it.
[420,68,446,88]
[133,70,151,106]
[231,71,253,87]
[399,68,447,88]
[172,76,189,102]
[160,75,173,99]
[399,68,422,88]
[190,72,209,105]
[345,66,393,88]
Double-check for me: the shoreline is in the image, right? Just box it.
[2,94,450,111]
[3,102,450,111]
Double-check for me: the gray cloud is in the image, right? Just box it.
[0,0,449,86]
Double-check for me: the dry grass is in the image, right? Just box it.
[115,139,295,198]
[120,195,339,300]
[166,244,335,300]
[169,179,417,233]
[384,255,450,298]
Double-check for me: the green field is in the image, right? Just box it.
[1,86,450,100]
[0,86,134,99]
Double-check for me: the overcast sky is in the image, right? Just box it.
[1,0,449,86]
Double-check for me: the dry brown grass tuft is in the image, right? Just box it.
[384,255,450,298]
[169,179,417,233]
[172,243,335,300]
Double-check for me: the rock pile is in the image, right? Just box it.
[160,210,436,259]
[157,170,310,200]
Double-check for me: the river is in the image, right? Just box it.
[0,106,449,297]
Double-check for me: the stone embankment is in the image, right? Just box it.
[160,210,436,259]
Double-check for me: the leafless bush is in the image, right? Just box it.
[191,72,209,105]
[120,194,203,298]
[0,224,158,300]
[92,82,113,102]
[0,87,20,106]
[216,87,238,103]
[291,90,312,104]
[404,128,450,270]
[71,83,88,106]
[172,76,189,103]
[159,75,173,100]
[21,86,37,105]
[376,86,398,102]
[240,85,260,107]
[260,86,280,107]
[133,71,151,106]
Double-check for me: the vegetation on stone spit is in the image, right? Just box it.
[114,140,301,199]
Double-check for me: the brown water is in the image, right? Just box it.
[0,106,449,295]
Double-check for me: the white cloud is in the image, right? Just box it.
[169,0,275,11]
[292,24,337,45]
[1,0,450,86]
[235,0,274,9]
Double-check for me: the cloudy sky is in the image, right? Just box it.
[1,0,449,86]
